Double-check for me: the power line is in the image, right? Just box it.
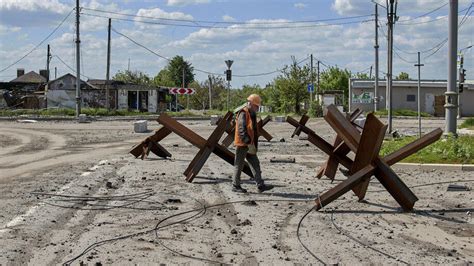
[396,2,449,23]
[51,55,93,80]
[82,7,373,25]
[111,27,313,79]
[82,12,373,30]
[397,2,473,25]
[0,9,74,73]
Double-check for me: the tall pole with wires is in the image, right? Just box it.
[317,60,320,95]
[75,0,81,118]
[106,18,111,110]
[310,54,314,102]
[208,75,212,110]
[46,44,51,82]
[445,0,458,135]
[386,0,397,134]
[415,52,424,138]
[374,3,379,112]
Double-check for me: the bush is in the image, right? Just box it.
[374,109,431,117]
[380,135,473,164]
[308,101,323,117]
[460,117,474,129]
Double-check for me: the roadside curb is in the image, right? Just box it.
[0,116,211,122]
[393,162,474,171]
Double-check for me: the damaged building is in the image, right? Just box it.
[0,68,48,109]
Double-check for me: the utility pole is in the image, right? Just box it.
[46,44,51,82]
[369,65,373,79]
[182,64,185,110]
[208,75,212,110]
[374,3,379,112]
[310,54,314,102]
[54,67,57,79]
[415,52,424,138]
[127,58,130,71]
[386,0,397,133]
[105,18,111,110]
[445,0,458,135]
[309,54,314,102]
[317,60,320,94]
[75,0,81,118]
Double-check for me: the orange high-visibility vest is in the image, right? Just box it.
[234,107,256,147]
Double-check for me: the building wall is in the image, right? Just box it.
[350,82,474,116]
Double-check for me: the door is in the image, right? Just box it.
[148,89,157,113]
[425,93,434,114]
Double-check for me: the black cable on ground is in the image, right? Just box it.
[296,206,327,265]
[63,198,312,265]
[329,201,410,265]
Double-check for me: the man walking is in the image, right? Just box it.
[232,94,274,193]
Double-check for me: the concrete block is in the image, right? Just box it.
[78,114,88,123]
[134,120,148,133]
[274,116,286,123]
[210,115,221,125]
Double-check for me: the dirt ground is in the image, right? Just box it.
[0,117,472,265]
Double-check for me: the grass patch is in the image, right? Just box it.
[0,108,156,117]
[380,135,473,164]
[374,109,431,117]
[459,117,474,130]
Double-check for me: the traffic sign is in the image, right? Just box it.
[169,88,195,95]
[307,84,314,92]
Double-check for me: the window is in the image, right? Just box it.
[406,94,416,102]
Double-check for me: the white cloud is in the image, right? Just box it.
[294,3,307,9]
[222,15,235,22]
[134,8,194,29]
[0,0,70,13]
[0,24,21,34]
[166,0,211,7]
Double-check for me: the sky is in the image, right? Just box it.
[0,0,473,88]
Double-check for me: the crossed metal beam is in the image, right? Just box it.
[287,105,442,211]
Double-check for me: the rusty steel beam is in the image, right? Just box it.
[129,126,172,159]
[349,113,387,200]
[184,112,232,182]
[286,115,353,169]
[157,113,254,179]
[320,105,430,210]
[315,164,374,210]
[316,108,362,180]
[384,128,443,165]
[291,115,310,138]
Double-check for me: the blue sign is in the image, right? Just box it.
[307,84,314,92]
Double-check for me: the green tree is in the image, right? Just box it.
[153,68,175,87]
[113,70,151,85]
[354,72,371,79]
[273,59,310,114]
[320,66,351,107]
[167,55,195,88]
[395,72,410,80]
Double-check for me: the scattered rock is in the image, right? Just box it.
[105,181,114,189]
[237,219,252,226]
[165,198,182,204]
[242,200,257,206]
[216,253,223,258]
[279,138,285,142]
[230,228,238,234]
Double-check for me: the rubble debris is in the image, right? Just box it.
[447,184,470,191]
[165,198,182,204]
[16,119,38,123]
[270,158,295,163]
